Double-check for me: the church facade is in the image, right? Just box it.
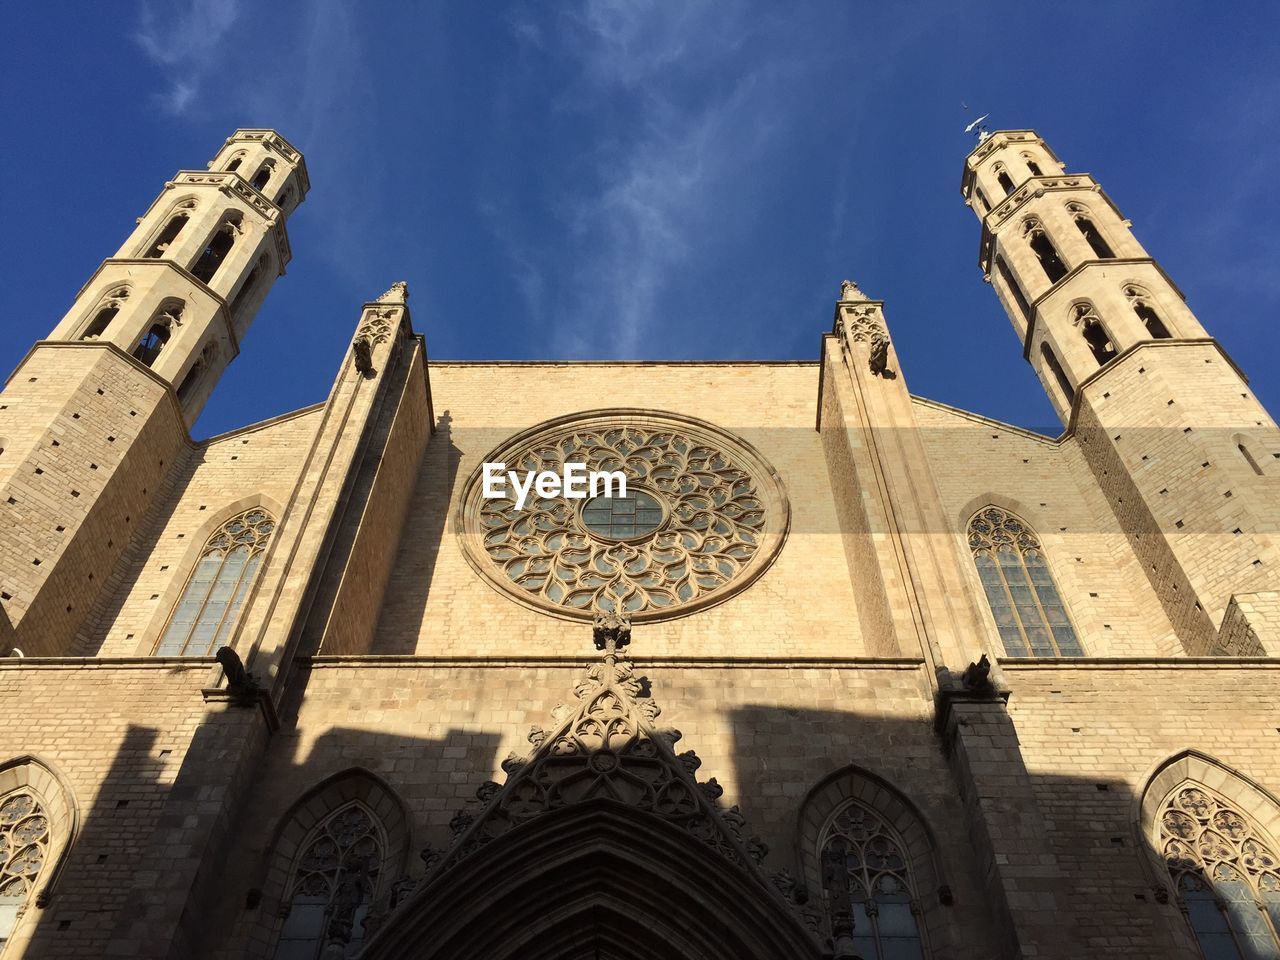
[0,128,1278,959]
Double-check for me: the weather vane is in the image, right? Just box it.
[964,113,991,143]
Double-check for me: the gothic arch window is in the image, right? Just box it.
[145,199,196,258]
[228,256,267,317]
[276,186,294,212]
[967,506,1082,657]
[973,186,990,214]
[0,757,76,951]
[1067,202,1116,259]
[1023,218,1068,283]
[154,507,275,656]
[1124,284,1172,339]
[1040,341,1075,404]
[993,255,1031,322]
[80,286,130,340]
[252,161,276,192]
[132,321,172,368]
[1073,301,1117,366]
[820,798,928,959]
[1022,153,1044,177]
[0,787,50,947]
[190,212,242,284]
[1157,783,1280,957]
[994,163,1015,195]
[273,802,385,960]
[226,154,245,173]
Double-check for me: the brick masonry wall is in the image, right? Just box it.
[210,658,1004,960]
[373,363,869,659]
[1001,661,1280,958]
[915,397,1183,656]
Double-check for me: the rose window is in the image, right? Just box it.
[458,411,789,620]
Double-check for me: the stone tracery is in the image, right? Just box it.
[460,413,787,620]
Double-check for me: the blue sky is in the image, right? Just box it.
[3,3,1278,438]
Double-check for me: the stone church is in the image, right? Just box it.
[0,126,1278,960]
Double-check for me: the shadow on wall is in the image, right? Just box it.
[13,687,1276,958]
[373,409,461,655]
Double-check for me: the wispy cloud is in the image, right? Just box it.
[495,2,793,359]
[134,0,240,115]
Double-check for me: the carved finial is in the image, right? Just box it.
[376,280,409,303]
[592,612,632,651]
[839,279,867,301]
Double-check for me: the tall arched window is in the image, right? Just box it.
[132,323,171,367]
[1040,342,1075,404]
[1024,218,1068,283]
[226,154,244,173]
[1238,441,1264,476]
[274,802,386,960]
[993,255,1031,322]
[190,213,242,284]
[821,799,926,960]
[1073,302,1117,366]
[994,163,1015,195]
[1124,284,1172,339]
[228,257,266,317]
[145,200,196,258]
[154,508,275,656]
[1067,203,1115,259]
[81,287,130,340]
[252,161,275,192]
[968,506,1082,657]
[1158,783,1280,957]
[0,787,51,948]
[1022,154,1044,177]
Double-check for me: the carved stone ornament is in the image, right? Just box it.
[838,279,867,301]
[376,280,409,304]
[352,337,374,374]
[423,626,781,898]
[457,410,789,622]
[357,309,395,347]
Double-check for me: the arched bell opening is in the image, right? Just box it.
[361,800,817,960]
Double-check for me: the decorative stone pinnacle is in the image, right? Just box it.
[592,612,631,655]
[376,280,409,304]
[839,279,868,302]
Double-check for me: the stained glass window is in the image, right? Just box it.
[155,508,276,656]
[968,506,1082,657]
[581,490,664,540]
[1160,784,1280,958]
[274,803,385,960]
[0,789,50,946]
[821,800,925,960]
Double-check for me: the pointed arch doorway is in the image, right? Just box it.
[361,799,818,960]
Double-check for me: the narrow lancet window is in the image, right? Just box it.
[1068,204,1115,259]
[996,165,1015,195]
[1040,342,1075,404]
[1024,155,1044,177]
[1125,285,1171,339]
[994,255,1031,322]
[155,508,276,656]
[132,323,171,367]
[1025,219,1068,283]
[1074,303,1117,366]
[145,208,192,258]
[191,213,242,284]
[252,161,275,192]
[968,506,1082,657]
[1238,442,1264,476]
[82,287,129,340]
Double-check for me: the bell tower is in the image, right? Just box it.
[0,129,307,656]
[962,129,1280,656]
